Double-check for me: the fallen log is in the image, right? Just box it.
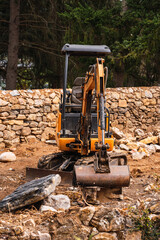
[0,174,61,212]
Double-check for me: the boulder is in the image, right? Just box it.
[111,127,125,139]
[132,151,146,160]
[119,144,129,151]
[43,194,70,210]
[79,206,95,226]
[0,174,61,211]
[140,136,158,145]
[0,152,16,162]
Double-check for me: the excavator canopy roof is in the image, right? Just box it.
[61,43,111,56]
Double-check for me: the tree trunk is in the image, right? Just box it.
[6,0,20,90]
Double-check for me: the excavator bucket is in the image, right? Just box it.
[74,165,130,188]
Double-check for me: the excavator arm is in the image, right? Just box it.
[78,58,110,172]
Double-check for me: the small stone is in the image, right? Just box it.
[49,92,55,99]
[40,205,57,213]
[140,136,158,145]
[126,231,141,240]
[0,226,12,234]
[150,203,160,214]
[0,152,16,162]
[119,100,127,108]
[119,144,129,151]
[10,90,20,96]
[21,127,31,136]
[145,90,152,98]
[111,127,125,139]
[111,92,119,99]
[79,206,95,226]
[92,232,118,240]
[23,219,36,227]
[38,232,51,240]
[13,226,23,235]
[126,142,139,150]
[52,96,59,104]
[26,135,37,143]
[34,99,43,106]
[154,144,160,152]
[0,99,9,106]
[46,113,56,122]
[134,128,144,137]
[44,194,70,210]
[132,151,146,160]
[0,124,6,131]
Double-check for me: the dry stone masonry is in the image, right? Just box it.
[0,87,159,148]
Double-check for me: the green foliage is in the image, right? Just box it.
[0,0,159,88]
[129,207,160,240]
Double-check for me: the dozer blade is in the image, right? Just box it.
[74,165,130,188]
[26,167,73,186]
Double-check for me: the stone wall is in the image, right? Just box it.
[0,86,159,147]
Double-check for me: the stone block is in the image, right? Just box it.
[21,127,31,136]
[119,100,127,108]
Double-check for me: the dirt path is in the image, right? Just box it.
[0,142,159,204]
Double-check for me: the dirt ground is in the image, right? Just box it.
[0,141,159,204]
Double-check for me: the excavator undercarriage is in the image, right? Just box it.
[26,44,130,203]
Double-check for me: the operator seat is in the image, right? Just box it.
[71,77,85,104]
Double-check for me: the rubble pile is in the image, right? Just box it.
[0,197,159,240]
[112,127,160,160]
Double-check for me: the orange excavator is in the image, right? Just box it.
[27,44,130,201]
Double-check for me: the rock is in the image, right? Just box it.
[21,127,31,136]
[40,205,57,213]
[119,144,129,151]
[150,203,160,214]
[92,232,118,240]
[140,136,158,145]
[109,216,125,231]
[91,217,109,232]
[46,113,56,122]
[134,128,145,137]
[154,144,160,152]
[30,231,40,240]
[52,96,59,104]
[145,90,152,98]
[132,151,146,160]
[126,142,139,150]
[10,90,20,96]
[79,206,95,226]
[0,174,61,211]
[38,232,51,240]
[26,135,38,143]
[0,99,9,106]
[144,144,156,155]
[0,226,12,234]
[119,100,127,108]
[111,92,119,99]
[23,219,36,227]
[0,152,16,162]
[44,194,70,210]
[126,230,142,240]
[111,127,125,139]
[0,124,6,131]
[13,226,23,235]
[8,120,24,125]
[49,92,55,99]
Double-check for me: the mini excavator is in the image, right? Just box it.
[26,44,130,202]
